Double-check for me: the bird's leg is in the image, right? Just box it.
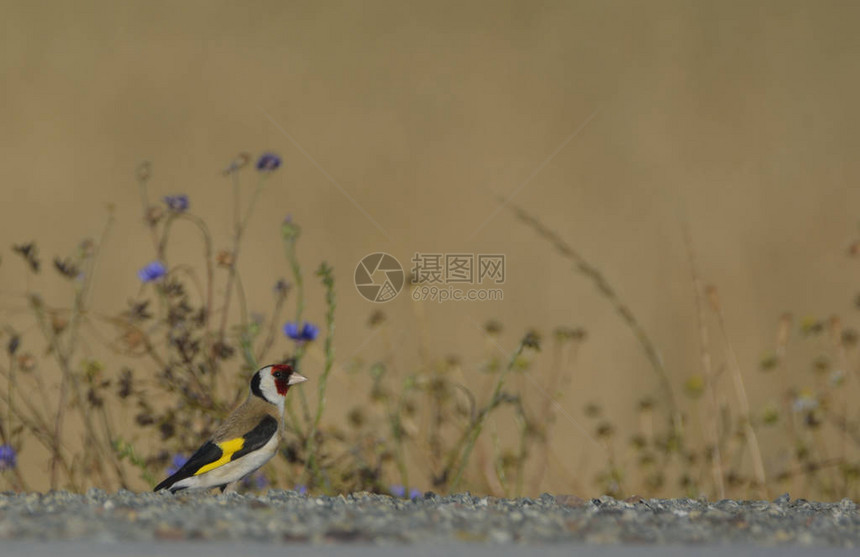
[221,481,239,494]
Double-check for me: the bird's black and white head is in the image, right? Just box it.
[250,363,308,408]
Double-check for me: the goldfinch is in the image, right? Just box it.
[154,363,307,493]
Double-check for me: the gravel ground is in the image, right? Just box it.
[1,542,859,557]
[0,490,857,548]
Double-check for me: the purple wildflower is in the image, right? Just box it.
[300,323,319,341]
[166,454,187,476]
[283,322,299,339]
[0,445,16,470]
[137,261,167,283]
[295,484,307,495]
[256,153,282,172]
[242,471,269,490]
[389,485,421,499]
[163,195,189,213]
[283,321,319,342]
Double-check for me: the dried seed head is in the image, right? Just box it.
[136,161,152,181]
[522,329,541,350]
[683,374,705,398]
[118,368,133,399]
[705,285,720,312]
[584,402,602,418]
[347,407,365,428]
[135,412,154,427]
[222,152,251,175]
[216,250,234,268]
[78,239,95,258]
[13,242,40,273]
[122,329,144,350]
[483,319,502,336]
[803,410,822,429]
[811,355,830,374]
[51,314,68,334]
[53,257,80,279]
[17,353,35,371]
[637,397,655,412]
[159,422,175,440]
[595,421,615,439]
[87,388,104,408]
[759,353,779,371]
[554,326,587,342]
[800,316,824,336]
[144,206,164,227]
[761,404,780,425]
[367,310,386,328]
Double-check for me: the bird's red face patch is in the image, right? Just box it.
[271,364,293,396]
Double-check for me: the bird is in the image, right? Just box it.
[154,363,308,493]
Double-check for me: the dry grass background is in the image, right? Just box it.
[2,0,860,496]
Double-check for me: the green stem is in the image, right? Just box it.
[303,263,336,487]
[447,339,526,492]
[283,236,311,429]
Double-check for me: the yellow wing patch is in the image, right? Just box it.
[194,437,245,475]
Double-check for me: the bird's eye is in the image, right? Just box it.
[273,371,283,379]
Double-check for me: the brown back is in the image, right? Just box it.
[212,393,281,442]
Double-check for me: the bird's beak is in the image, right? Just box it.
[288,373,308,386]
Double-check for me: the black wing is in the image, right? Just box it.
[153,441,222,492]
[154,415,278,492]
[232,415,278,460]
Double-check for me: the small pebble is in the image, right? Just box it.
[773,493,790,505]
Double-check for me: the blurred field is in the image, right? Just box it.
[2,0,860,497]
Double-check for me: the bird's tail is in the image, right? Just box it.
[153,475,185,492]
